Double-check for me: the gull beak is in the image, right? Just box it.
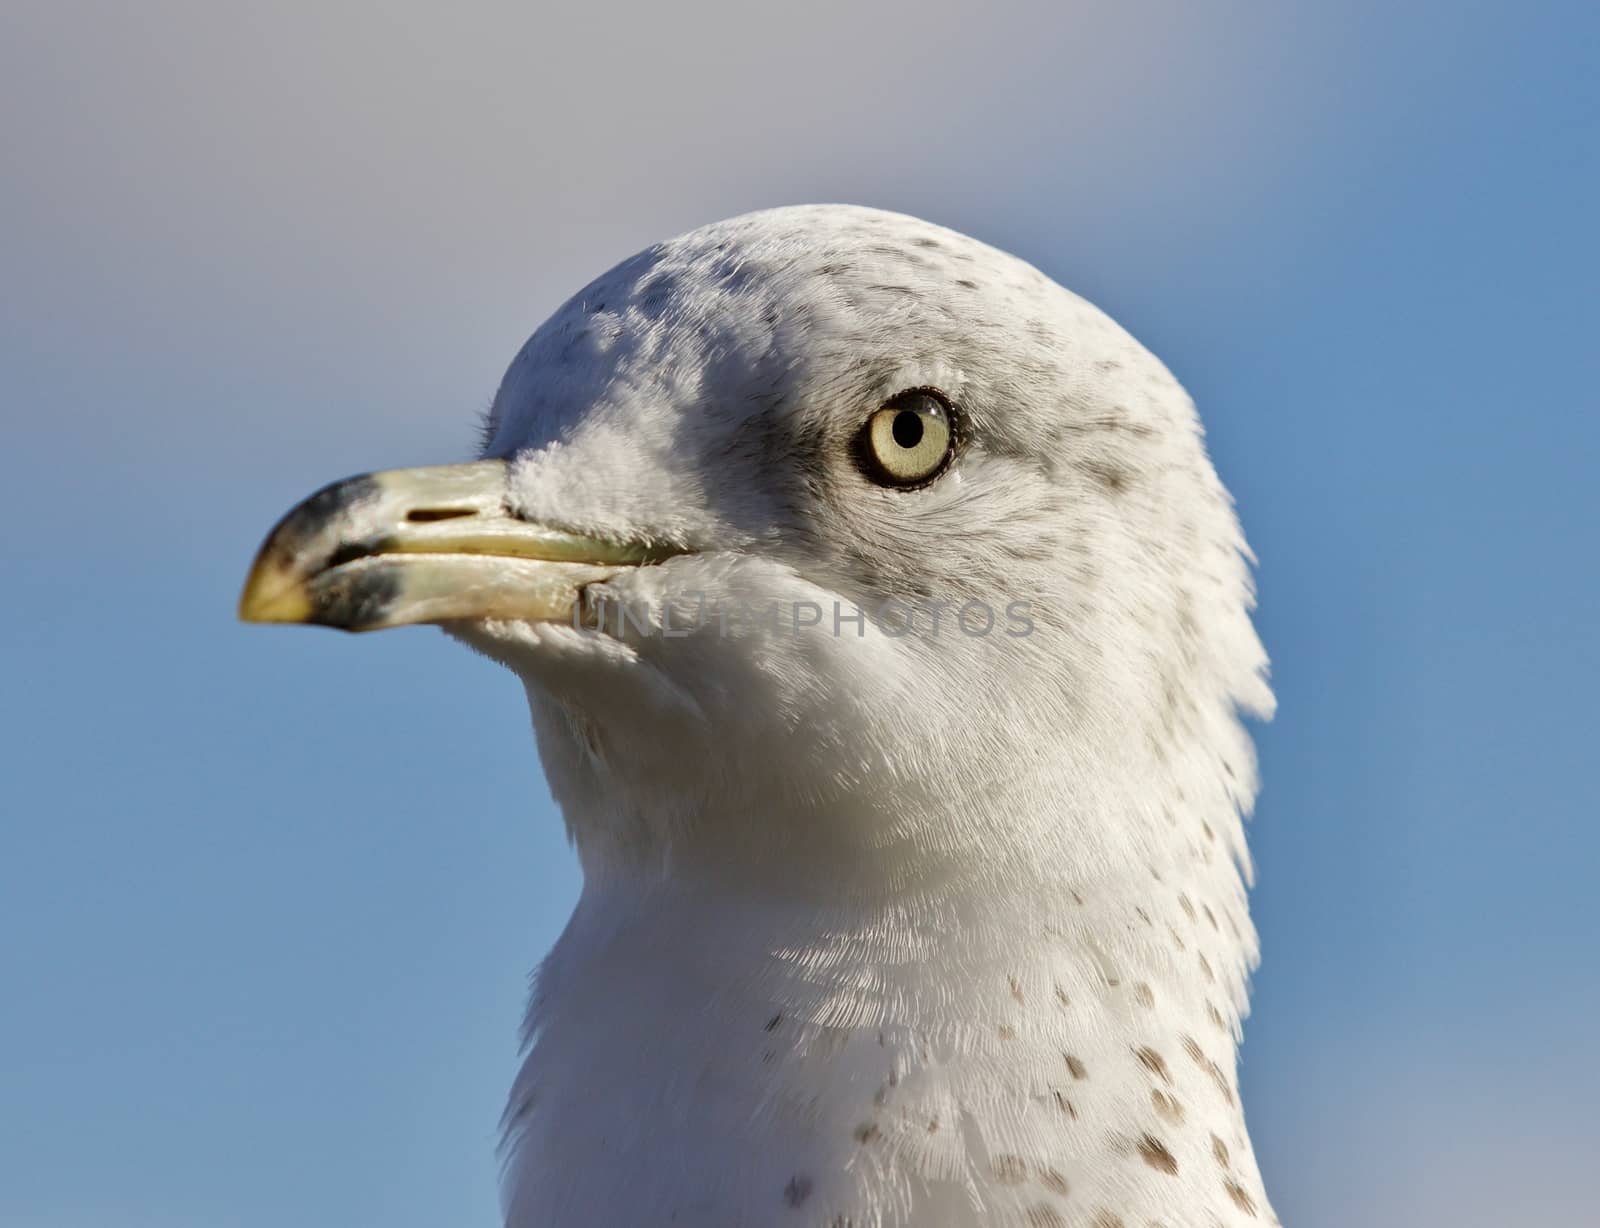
[239,459,675,632]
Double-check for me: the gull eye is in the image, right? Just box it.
[858,389,956,488]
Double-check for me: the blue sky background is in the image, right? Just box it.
[2,3,1595,1225]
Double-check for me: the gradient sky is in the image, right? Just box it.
[2,3,1596,1226]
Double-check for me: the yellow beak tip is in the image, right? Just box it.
[238,568,314,625]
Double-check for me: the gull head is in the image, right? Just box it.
[240,205,1280,1227]
[242,203,1271,889]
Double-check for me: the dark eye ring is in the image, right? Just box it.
[856,388,958,488]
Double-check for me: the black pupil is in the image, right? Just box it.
[891,410,925,449]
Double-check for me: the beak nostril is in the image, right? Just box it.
[406,507,477,523]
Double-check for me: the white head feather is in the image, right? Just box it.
[455,205,1276,1227]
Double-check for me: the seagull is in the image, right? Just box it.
[241,205,1278,1227]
